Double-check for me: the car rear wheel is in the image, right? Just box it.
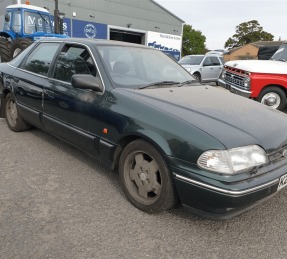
[257,87,287,110]
[119,139,177,213]
[5,93,31,132]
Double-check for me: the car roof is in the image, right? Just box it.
[39,38,152,49]
[183,52,223,58]
[185,54,204,56]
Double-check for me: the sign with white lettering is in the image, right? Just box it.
[147,31,182,60]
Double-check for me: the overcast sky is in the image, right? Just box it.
[155,0,286,50]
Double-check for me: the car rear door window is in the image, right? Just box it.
[20,42,60,76]
[210,57,221,66]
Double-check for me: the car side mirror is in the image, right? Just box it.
[5,14,10,22]
[71,74,103,92]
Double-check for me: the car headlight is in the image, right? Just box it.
[197,145,268,174]
[243,77,250,89]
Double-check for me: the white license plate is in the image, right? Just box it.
[278,174,287,190]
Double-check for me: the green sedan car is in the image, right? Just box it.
[1,38,287,220]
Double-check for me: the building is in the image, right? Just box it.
[224,41,283,61]
[0,0,184,59]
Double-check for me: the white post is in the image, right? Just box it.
[17,0,21,4]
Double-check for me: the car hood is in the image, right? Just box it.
[117,85,287,152]
[225,60,287,74]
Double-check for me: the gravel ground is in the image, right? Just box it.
[1,117,287,259]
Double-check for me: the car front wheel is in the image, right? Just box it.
[193,73,201,83]
[257,87,287,110]
[119,139,177,213]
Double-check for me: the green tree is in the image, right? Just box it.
[182,24,206,56]
[224,20,274,49]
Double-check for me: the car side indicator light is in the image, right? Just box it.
[103,128,108,134]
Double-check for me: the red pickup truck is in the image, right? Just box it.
[219,43,287,110]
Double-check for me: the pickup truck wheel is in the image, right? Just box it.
[5,93,31,132]
[11,38,33,58]
[257,87,287,110]
[119,139,177,213]
[0,37,11,63]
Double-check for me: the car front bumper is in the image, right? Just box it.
[171,160,287,220]
[218,79,251,98]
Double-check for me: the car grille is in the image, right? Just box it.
[224,66,250,91]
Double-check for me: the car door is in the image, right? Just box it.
[201,56,214,81]
[201,56,223,81]
[209,56,223,80]
[12,42,61,128]
[42,42,108,156]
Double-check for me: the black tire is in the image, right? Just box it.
[119,139,177,213]
[5,93,31,132]
[257,87,287,110]
[193,73,201,83]
[0,37,11,63]
[11,38,33,58]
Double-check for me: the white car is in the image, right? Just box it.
[179,52,224,85]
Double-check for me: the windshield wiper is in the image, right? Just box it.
[178,80,197,87]
[38,12,48,24]
[139,81,180,89]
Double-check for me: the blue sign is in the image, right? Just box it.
[50,16,71,36]
[72,19,107,39]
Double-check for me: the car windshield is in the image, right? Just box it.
[270,44,287,61]
[96,45,194,89]
[178,56,204,65]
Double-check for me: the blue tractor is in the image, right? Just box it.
[0,2,68,62]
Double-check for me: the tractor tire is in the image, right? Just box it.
[0,37,11,63]
[11,38,33,58]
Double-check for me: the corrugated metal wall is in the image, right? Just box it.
[3,0,183,36]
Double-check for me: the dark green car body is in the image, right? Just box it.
[1,38,287,219]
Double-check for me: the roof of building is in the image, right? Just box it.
[251,41,284,47]
[226,41,285,54]
[150,0,185,23]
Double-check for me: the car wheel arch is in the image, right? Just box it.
[193,72,201,82]
[112,131,172,172]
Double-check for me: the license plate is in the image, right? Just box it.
[278,174,287,190]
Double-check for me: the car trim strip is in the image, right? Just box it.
[100,139,114,148]
[42,115,95,140]
[17,103,39,115]
[174,173,279,196]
